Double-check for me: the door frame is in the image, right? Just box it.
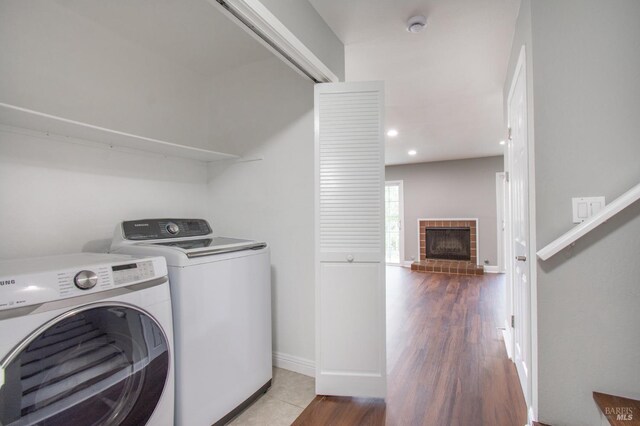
[496,172,507,273]
[384,180,405,266]
[501,165,515,361]
[506,45,538,424]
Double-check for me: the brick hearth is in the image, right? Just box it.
[411,219,484,275]
[411,259,484,275]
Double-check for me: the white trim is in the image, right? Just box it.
[501,326,514,360]
[417,218,480,266]
[522,43,539,423]
[484,265,501,273]
[418,217,479,221]
[507,45,538,421]
[478,219,481,265]
[401,261,413,268]
[502,137,515,396]
[496,172,507,273]
[210,0,339,83]
[272,352,315,377]
[385,180,405,266]
[507,42,528,408]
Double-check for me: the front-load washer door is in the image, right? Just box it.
[0,303,170,426]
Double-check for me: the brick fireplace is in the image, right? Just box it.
[411,219,484,275]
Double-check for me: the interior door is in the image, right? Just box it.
[508,47,531,407]
[315,81,386,398]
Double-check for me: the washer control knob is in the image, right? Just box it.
[166,222,180,235]
[74,270,98,290]
[346,254,354,262]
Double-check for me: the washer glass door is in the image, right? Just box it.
[0,304,170,426]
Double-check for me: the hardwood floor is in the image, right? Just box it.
[293,267,527,426]
[593,392,640,426]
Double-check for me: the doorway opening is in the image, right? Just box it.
[385,181,404,265]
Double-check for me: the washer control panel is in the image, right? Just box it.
[0,256,166,311]
[74,270,98,290]
[166,222,180,235]
[122,218,211,240]
[112,260,156,285]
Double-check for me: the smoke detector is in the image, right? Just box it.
[407,15,427,33]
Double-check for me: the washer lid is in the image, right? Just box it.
[145,237,267,258]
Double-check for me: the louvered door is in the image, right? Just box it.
[314,81,386,398]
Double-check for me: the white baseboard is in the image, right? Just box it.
[272,352,315,377]
[483,265,503,273]
[501,324,514,360]
[385,261,413,268]
[528,407,535,426]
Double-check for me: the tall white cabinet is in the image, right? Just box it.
[314,82,386,398]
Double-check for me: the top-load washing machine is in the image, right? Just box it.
[0,253,174,426]
[110,218,272,426]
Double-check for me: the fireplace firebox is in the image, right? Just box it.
[412,219,483,275]
[425,227,471,261]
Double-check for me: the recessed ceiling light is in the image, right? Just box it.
[387,129,398,137]
[408,150,417,156]
[499,140,506,145]
[407,15,427,33]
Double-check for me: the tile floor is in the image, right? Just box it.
[228,368,315,425]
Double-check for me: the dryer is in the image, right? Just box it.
[0,253,174,426]
[110,218,272,426]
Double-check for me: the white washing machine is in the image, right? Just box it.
[0,253,174,426]
[110,218,272,426]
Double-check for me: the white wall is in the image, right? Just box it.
[385,156,503,266]
[0,1,213,259]
[0,128,208,258]
[206,56,316,367]
[0,0,211,150]
[505,1,640,424]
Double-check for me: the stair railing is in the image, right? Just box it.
[537,182,640,260]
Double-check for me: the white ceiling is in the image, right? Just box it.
[54,0,272,78]
[309,0,520,165]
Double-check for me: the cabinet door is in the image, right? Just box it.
[314,81,386,398]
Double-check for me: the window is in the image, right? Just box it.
[385,181,404,264]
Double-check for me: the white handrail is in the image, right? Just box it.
[537,181,640,260]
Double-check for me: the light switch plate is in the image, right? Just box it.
[572,196,606,223]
